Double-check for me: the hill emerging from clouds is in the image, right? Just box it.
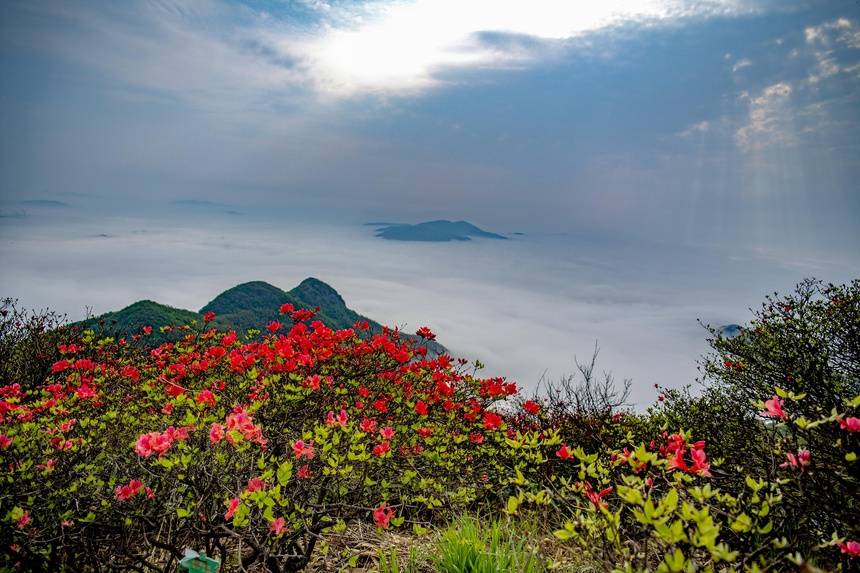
[371,220,508,242]
[76,278,446,354]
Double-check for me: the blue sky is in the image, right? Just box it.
[2,0,859,256]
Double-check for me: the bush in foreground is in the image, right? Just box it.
[0,280,858,572]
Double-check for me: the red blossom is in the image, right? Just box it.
[482,411,502,431]
[414,400,429,416]
[415,326,436,340]
[203,311,216,322]
[838,416,860,432]
[224,498,240,521]
[292,440,315,460]
[523,400,541,415]
[556,444,572,460]
[372,503,395,529]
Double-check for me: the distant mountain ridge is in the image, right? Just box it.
[76,278,446,353]
[371,220,508,242]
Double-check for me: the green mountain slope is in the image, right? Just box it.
[76,279,446,353]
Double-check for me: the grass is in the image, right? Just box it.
[432,515,545,573]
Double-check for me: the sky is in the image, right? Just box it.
[1,0,859,404]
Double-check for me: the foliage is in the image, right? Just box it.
[0,279,858,572]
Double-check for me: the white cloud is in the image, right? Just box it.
[803,18,860,84]
[735,82,794,151]
[257,0,766,97]
[732,57,752,72]
[677,120,711,137]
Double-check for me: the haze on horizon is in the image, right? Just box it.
[1,0,859,404]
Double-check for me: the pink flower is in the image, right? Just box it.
[780,449,812,470]
[689,448,712,477]
[0,434,12,449]
[761,395,787,420]
[225,498,241,521]
[270,517,288,535]
[16,511,30,529]
[372,503,395,529]
[246,477,265,493]
[838,417,860,432]
[297,464,313,479]
[292,440,315,460]
[380,426,395,440]
[839,540,860,557]
[326,410,348,428]
[209,423,225,444]
[135,431,172,458]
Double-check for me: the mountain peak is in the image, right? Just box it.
[290,277,346,308]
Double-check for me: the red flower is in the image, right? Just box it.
[297,464,313,479]
[0,434,12,449]
[523,400,541,415]
[556,444,572,460]
[224,498,240,521]
[279,303,294,315]
[761,395,787,420]
[51,359,72,373]
[292,440,315,460]
[267,321,282,332]
[415,400,429,416]
[196,389,216,408]
[373,442,390,457]
[121,366,140,382]
[326,409,349,428]
[246,477,265,493]
[359,418,378,433]
[838,416,860,432]
[270,517,288,535]
[469,432,484,444]
[203,311,216,322]
[482,411,502,431]
[115,479,144,502]
[142,325,153,335]
[16,511,30,529]
[416,326,436,340]
[417,427,433,438]
[372,503,395,529]
[380,426,395,440]
[373,399,389,413]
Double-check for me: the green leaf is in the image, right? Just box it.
[277,461,293,486]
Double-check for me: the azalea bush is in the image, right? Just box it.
[0,306,526,572]
[0,279,858,572]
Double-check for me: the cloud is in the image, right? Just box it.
[734,82,794,151]
[266,0,767,97]
[677,120,711,137]
[732,57,752,72]
[7,0,768,104]
[803,18,860,84]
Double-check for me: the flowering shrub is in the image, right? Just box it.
[0,279,857,572]
[0,310,521,572]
